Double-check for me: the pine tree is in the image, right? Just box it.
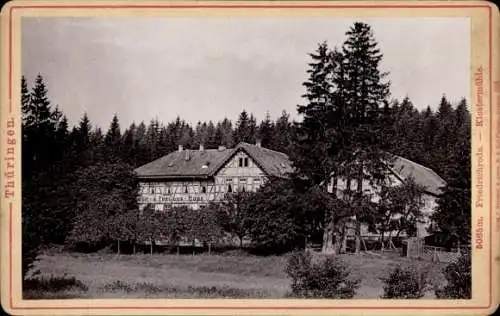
[258,111,274,148]
[104,114,122,160]
[205,121,217,148]
[21,76,31,123]
[430,134,471,247]
[271,111,293,154]
[121,123,137,165]
[215,118,234,147]
[339,22,392,253]
[292,42,344,254]
[234,110,254,144]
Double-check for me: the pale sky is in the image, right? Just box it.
[22,17,470,130]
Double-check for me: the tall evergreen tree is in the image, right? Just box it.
[291,42,343,253]
[258,111,275,148]
[430,134,471,247]
[234,110,254,144]
[339,22,392,253]
[215,118,234,147]
[104,114,122,160]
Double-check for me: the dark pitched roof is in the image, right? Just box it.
[134,142,293,179]
[388,156,446,196]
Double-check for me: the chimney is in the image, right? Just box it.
[256,140,262,147]
[199,144,204,151]
[178,144,183,152]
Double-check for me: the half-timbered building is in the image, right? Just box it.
[327,155,446,240]
[134,142,293,211]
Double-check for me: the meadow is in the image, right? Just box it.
[24,248,448,299]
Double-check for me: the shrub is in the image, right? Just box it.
[285,251,360,298]
[435,252,471,299]
[23,275,88,293]
[381,265,428,299]
[102,280,134,292]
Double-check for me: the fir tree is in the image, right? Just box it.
[339,22,392,253]
[258,111,274,148]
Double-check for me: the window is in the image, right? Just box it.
[202,186,207,193]
[184,186,188,193]
[239,178,247,183]
[239,158,243,167]
[244,157,249,167]
[150,188,154,194]
[155,204,164,211]
[228,184,233,193]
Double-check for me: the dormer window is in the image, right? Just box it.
[239,157,249,167]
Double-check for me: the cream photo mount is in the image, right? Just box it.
[0,1,499,315]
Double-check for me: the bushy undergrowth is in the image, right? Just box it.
[285,251,360,298]
[101,280,267,298]
[381,265,428,299]
[23,275,88,293]
[435,252,471,299]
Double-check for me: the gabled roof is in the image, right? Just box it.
[388,156,446,196]
[134,142,293,180]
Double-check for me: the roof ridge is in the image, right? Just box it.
[237,142,290,158]
[395,155,445,183]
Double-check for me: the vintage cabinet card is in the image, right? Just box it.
[1,1,499,315]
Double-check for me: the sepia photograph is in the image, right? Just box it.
[1,1,498,315]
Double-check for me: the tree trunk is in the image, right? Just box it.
[321,210,335,254]
[355,162,364,254]
[133,242,136,255]
[239,236,243,248]
[354,220,361,254]
[322,176,338,254]
[339,223,348,254]
[150,238,153,255]
[117,239,120,255]
[380,231,385,251]
[208,242,212,255]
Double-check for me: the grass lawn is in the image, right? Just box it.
[24,250,448,299]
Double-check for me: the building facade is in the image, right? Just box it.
[134,142,293,211]
[135,142,445,241]
[327,155,446,239]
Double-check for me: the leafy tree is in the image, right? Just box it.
[216,191,253,247]
[136,205,163,254]
[375,177,427,245]
[68,161,138,246]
